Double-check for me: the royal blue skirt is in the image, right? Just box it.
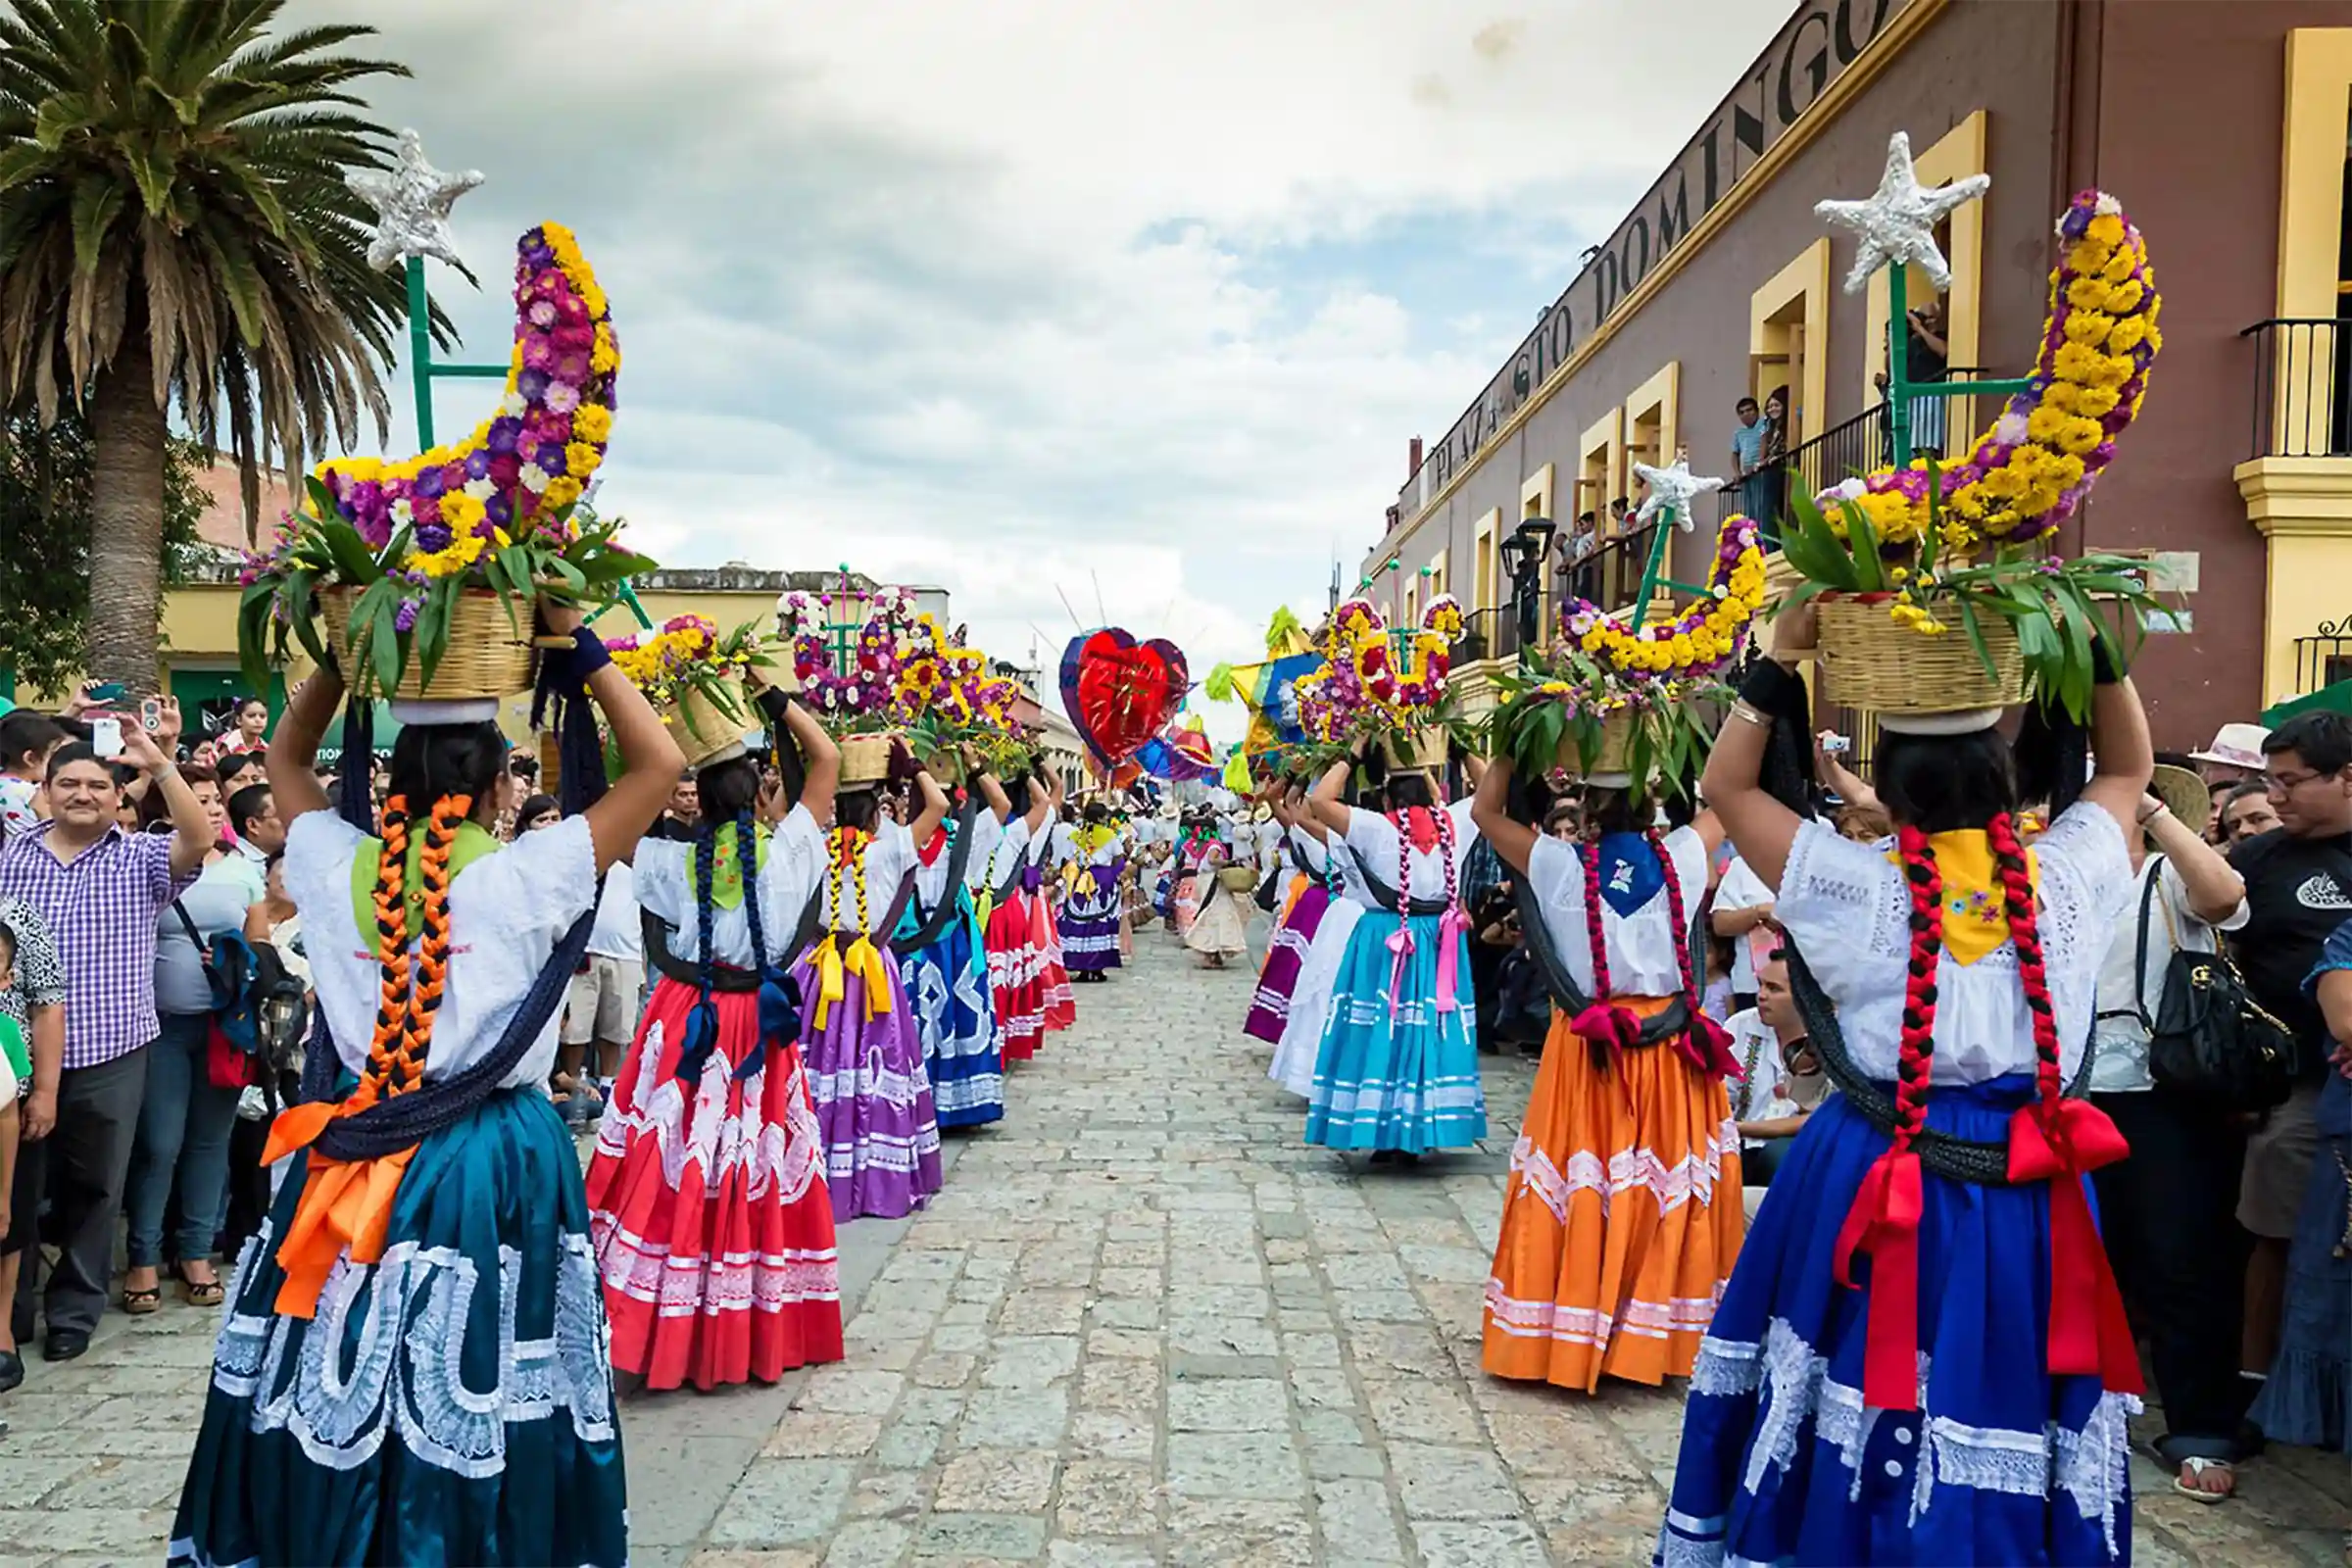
[172,1089,627,1567]
[1303,910,1484,1153]
[901,905,1004,1130]
[1654,1075,2135,1566]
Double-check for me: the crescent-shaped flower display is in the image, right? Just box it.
[315,221,620,576]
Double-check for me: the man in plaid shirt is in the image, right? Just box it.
[0,698,212,1369]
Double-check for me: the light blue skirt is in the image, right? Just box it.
[1303,910,1484,1152]
[172,1089,627,1567]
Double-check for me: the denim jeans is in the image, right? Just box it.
[123,1011,239,1268]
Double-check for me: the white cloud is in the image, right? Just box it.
[302,0,1782,748]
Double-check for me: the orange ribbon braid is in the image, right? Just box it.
[263,792,471,1317]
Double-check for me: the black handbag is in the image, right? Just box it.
[2126,859,2294,1112]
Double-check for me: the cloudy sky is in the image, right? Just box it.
[320,0,1783,741]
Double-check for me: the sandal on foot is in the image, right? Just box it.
[176,1268,224,1308]
[2172,1455,2233,1504]
[122,1283,162,1315]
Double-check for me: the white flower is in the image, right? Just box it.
[391,498,415,525]
[2092,192,2122,217]
[463,477,495,501]
[498,392,527,418]
[519,463,550,493]
[1993,411,2031,445]
[1826,477,1868,502]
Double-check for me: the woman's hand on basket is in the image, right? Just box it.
[538,598,586,638]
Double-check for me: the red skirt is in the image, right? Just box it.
[586,976,845,1392]
[987,892,1048,1062]
[1030,887,1076,1032]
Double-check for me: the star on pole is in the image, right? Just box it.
[1632,454,1723,531]
[347,128,484,271]
[1814,130,1989,296]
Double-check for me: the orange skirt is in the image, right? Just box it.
[1482,999,1743,1392]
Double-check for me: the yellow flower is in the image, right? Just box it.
[591,327,620,374]
[2106,317,2147,354]
[441,491,487,534]
[2086,351,2133,389]
[571,404,613,443]
[2072,385,2121,418]
[2101,248,2136,284]
[2055,416,2104,457]
[2051,454,2087,488]
[543,475,585,509]
[2062,310,2116,347]
[2086,214,2127,248]
[2065,276,2109,313]
[1979,466,2027,500]
[564,441,603,479]
[2068,241,2112,276]
[2052,342,2104,383]
[2103,277,2145,314]
[2020,482,2063,514]
[2041,381,2079,416]
[2027,406,2070,443]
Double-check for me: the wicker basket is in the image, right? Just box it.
[1815,594,2026,713]
[839,731,897,787]
[1381,727,1446,772]
[665,681,753,770]
[1554,710,1635,778]
[321,586,534,701]
[1217,864,1258,894]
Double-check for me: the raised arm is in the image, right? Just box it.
[562,609,690,874]
[2139,793,2244,925]
[122,699,215,878]
[974,760,1011,822]
[907,768,950,846]
[2074,673,2155,843]
[776,700,837,826]
[1023,772,1054,838]
[1471,755,1537,876]
[1307,756,1353,836]
[1701,612,1812,888]
[267,671,342,824]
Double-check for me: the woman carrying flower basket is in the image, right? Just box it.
[1245,785,1337,1045]
[1058,802,1129,982]
[1269,801,1370,1100]
[1300,743,1488,1159]
[172,605,685,1568]
[585,691,848,1394]
[981,768,1059,1062]
[896,759,1012,1130]
[1183,834,1252,968]
[799,750,950,1221]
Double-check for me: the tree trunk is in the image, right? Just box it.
[85,333,167,693]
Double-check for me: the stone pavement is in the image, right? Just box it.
[2,935,2346,1565]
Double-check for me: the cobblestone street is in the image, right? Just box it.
[1,937,2345,1565]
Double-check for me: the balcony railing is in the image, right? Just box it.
[2293,613,2352,695]
[1715,368,1999,541]
[1454,606,1524,666]
[1555,519,1663,615]
[2242,318,2352,459]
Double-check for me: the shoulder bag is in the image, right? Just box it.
[2131,859,2294,1112]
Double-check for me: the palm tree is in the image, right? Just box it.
[0,0,444,688]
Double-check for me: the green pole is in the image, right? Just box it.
[407,257,435,449]
[1628,507,1675,632]
[1886,263,1911,467]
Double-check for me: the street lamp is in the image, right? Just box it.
[1509,515,1556,653]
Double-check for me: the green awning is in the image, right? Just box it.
[2261,680,2352,726]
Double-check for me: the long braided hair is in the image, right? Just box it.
[1986,809,2064,1119]
[676,757,766,1084]
[1888,822,1946,1156]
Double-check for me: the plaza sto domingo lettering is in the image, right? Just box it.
[1402,0,1913,510]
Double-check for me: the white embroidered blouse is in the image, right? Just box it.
[286,809,598,1092]
[1339,799,1479,905]
[1524,826,1711,1002]
[1773,803,2133,1085]
[633,805,827,968]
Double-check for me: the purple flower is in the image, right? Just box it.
[416,521,453,552]
[413,466,446,500]
[537,442,568,475]
[395,599,420,633]
[516,368,551,403]
[466,449,493,481]
[488,417,521,456]
[522,336,557,371]
[528,300,559,327]
[544,380,581,415]
[486,494,514,526]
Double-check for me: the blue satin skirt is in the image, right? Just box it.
[171,1089,628,1567]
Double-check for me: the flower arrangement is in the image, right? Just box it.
[1296,595,1465,757]
[777,584,921,731]
[1822,194,2158,554]
[1488,514,1766,791]
[1778,189,2168,719]
[609,613,779,742]
[236,223,649,699]
[774,588,1037,767]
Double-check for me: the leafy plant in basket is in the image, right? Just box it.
[1488,513,1768,796]
[609,614,781,743]
[236,222,651,698]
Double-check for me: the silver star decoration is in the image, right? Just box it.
[1632,455,1723,531]
[348,128,483,270]
[1814,130,1989,296]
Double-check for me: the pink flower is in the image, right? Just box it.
[544,381,581,415]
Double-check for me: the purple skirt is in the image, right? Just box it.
[790,944,944,1223]
[1060,862,1125,973]
[1245,882,1330,1044]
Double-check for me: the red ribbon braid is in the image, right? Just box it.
[1567,830,1740,1079]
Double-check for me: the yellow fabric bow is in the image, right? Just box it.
[811,931,895,1028]
[1884,829,2040,967]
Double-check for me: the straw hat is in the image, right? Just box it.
[2148,763,2209,832]
[2188,722,2268,773]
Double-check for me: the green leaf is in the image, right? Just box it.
[305,475,340,520]
[1844,501,1886,594]
[1955,595,1998,683]
[316,516,380,582]
[369,596,403,696]
[416,573,459,691]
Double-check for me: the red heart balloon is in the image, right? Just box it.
[1060,628,1190,769]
